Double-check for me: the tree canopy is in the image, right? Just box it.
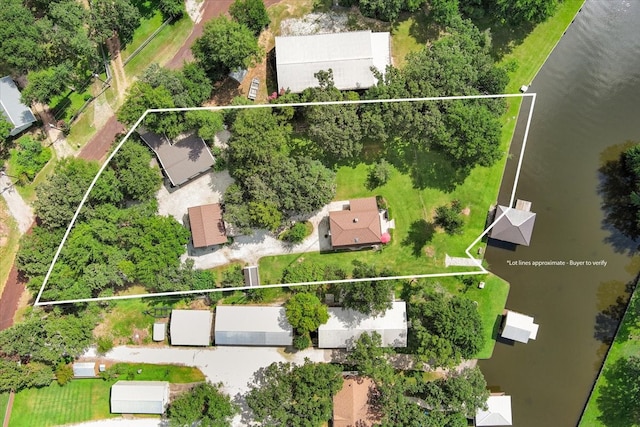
[89,0,141,45]
[285,293,329,335]
[245,360,343,426]
[338,261,397,316]
[229,0,270,36]
[168,382,236,427]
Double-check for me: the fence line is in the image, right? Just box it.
[123,17,173,66]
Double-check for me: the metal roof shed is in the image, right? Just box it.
[170,309,213,346]
[214,306,293,346]
[318,301,407,349]
[476,395,513,426]
[153,322,166,341]
[501,310,539,344]
[275,31,391,93]
[0,76,37,136]
[72,362,96,378]
[110,380,170,414]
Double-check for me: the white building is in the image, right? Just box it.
[72,362,96,378]
[110,381,170,414]
[501,310,539,344]
[275,31,391,93]
[214,306,293,346]
[0,76,37,136]
[476,394,513,426]
[170,309,212,346]
[318,301,407,349]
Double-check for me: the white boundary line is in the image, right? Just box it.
[34,93,536,306]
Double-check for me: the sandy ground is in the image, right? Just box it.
[0,174,34,234]
[183,200,347,269]
[280,11,349,36]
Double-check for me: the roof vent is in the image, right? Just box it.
[354,237,359,243]
[353,218,359,223]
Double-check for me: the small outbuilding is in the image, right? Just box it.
[318,301,407,349]
[188,203,227,248]
[170,309,213,346]
[243,265,260,287]
[110,380,170,414]
[0,76,37,136]
[490,202,537,246]
[501,310,539,344]
[475,394,513,426]
[72,362,96,378]
[333,376,379,427]
[214,306,293,346]
[153,322,166,342]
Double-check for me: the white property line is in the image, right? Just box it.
[34,93,536,306]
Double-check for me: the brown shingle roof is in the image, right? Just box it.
[333,377,378,427]
[188,204,227,248]
[329,197,382,248]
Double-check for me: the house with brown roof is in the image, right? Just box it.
[188,203,227,248]
[329,197,384,249]
[333,376,379,427]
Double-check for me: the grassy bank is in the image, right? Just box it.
[0,199,20,298]
[579,279,640,426]
[9,364,203,427]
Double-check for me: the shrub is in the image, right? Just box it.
[55,363,74,386]
[281,222,310,244]
[221,264,244,287]
[434,201,464,235]
[367,159,393,189]
[293,334,311,350]
[10,136,52,181]
[97,335,114,354]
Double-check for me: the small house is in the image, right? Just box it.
[188,203,227,248]
[476,394,513,426]
[170,309,213,346]
[329,197,383,249]
[110,380,170,414]
[214,306,293,346]
[0,76,37,136]
[501,310,539,344]
[318,301,407,348]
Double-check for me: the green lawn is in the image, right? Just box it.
[124,14,194,78]
[466,274,510,358]
[0,198,20,298]
[6,147,57,203]
[0,392,10,426]
[9,363,204,427]
[97,292,162,345]
[121,9,165,62]
[579,281,640,426]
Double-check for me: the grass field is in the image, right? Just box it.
[0,392,10,426]
[9,364,204,427]
[579,279,640,426]
[121,10,166,62]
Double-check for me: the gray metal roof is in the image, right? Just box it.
[153,322,166,341]
[243,266,260,287]
[318,301,407,349]
[490,205,537,246]
[0,76,36,132]
[72,362,96,378]
[275,31,390,93]
[138,129,215,186]
[110,380,170,414]
[214,306,293,346]
[170,309,212,346]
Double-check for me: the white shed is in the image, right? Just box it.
[214,306,293,346]
[501,310,539,343]
[153,322,166,342]
[170,309,212,346]
[476,395,513,426]
[318,301,407,349]
[0,76,37,136]
[110,380,170,414]
[72,362,96,378]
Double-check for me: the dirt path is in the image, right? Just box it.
[0,263,26,331]
[77,116,125,162]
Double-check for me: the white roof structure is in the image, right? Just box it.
[153,323,166,342]
[110,381,170,414]
[501,310,539,343]
[72,362,96,378]
[476,395,513,426]
[275,31,391,93]
[0,76,37,136]
[170,309,212,346]
[318,301,407,349]
[214,306,293,346]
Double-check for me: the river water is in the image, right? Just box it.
[478,1,640,425]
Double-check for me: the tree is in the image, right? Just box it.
[0,0,43,71]
[89,0,141,45]
[434,200,464,235]
[246,360,343,426]
[158,0,185,20]
[168,382,236,427]
[117,81,184,137]
[493,0,558,25]
[43,0,96,69]
[281,222,309,244]
[285,293,329,335]
[367,159,393,189]
[345,332,395,382]
[358,0,404,21]
[0,117,12,155]
[33,158,99,229]
[229,0,270,36]
[185,111,224,142]
[112,140,162,202]
[21,65,72,105]
[597,356,640,425]
[10,136,52,182]
[192,17,261,80]
[339,261,396,316]
[180,62,214,105]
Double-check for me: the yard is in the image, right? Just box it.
[8,364,204,427]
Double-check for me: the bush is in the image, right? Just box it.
[97,335,114,354]
[367,159,393,189]
[434,201,464,235]
[55,363,74,386]
[221,265,245,287]
[10,136,52,182]
[293,334,311,350]
[281,222,310,244]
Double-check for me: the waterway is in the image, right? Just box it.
[479,1,640,425]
